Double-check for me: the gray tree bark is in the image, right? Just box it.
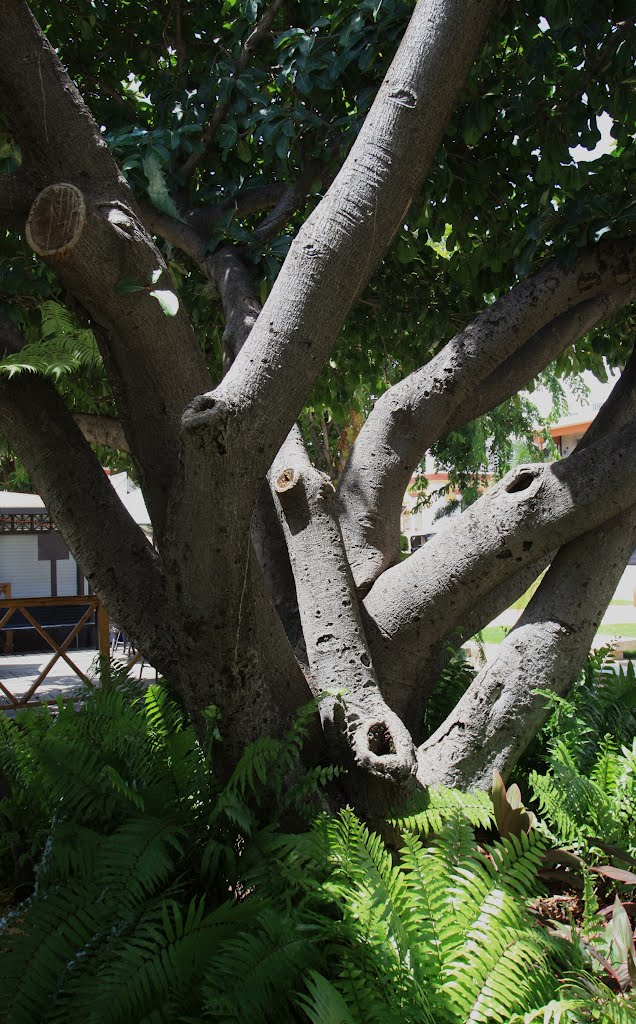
[1,0,636,803]
[338,246,636,589]
[417,347,636,787]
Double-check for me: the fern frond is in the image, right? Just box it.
[445,933,556,1024]
[0,884,108,1023]
[202,909,323,1021]
[398,830,456,982]
[46,897,259,1024]
[225,735,284,797]
[95,816,185,911]
[322,809,411,956]
[295,971,357,1024]
[391,784,494,837]
[0,301,102,380]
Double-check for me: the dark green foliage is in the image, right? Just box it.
[0,682,336,1023]
[511,651,636,856]
[421,642,478,739]
[1,678,634,1022]
[2,1,634,483]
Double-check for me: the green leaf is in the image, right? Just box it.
[115,277,146,294]
[142,152,184,222]
[236,137,251,162]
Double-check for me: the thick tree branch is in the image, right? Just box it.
[442,283,636,437]
[272,427,416,781]
[167,2,499,763]
[156,246,310,755]
[0,370,175,675]
[21,182,211,539]
[209,246,262,370]
[363,413,636,729]
[0,170,39,230]
[138,200,206,260]
[183,0,499,498]
[416,345,636,786]
[416,513,636,789]
[137,205,261,374]
[252,162,329,245]
[0,6,212,539]
[0,2,125,192]
[338,238,636,588]
[142,167,325,257]
[74,413,129,452]
[187,184,287,236]
[209,246,302,645]
[179,0,286,182]
[251,485,302,651]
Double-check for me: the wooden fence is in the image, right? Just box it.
[0,592,109,709]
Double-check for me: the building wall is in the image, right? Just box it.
[0,534,83,597]
[613,565,636,604]
[401,475,462,547]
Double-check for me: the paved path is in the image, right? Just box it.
[0,648,157,711]
[4,599,635,710]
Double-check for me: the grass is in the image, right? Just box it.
[474,623,636,647]
[511,572,546,610]
[596,623,636,638]
[476,626,509,644]
[610,599,634,606]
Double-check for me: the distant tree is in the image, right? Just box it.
[0,0,635,811]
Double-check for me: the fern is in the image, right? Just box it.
[296,808,582,1024]
[202,909,324,1021]
[390,783,494,836]
[0,301,101,380]
[1,675,632,1024]
[529,738,636,855]
[0,679,341,1022]
[522,651,636,781]
[295,971,357,1024]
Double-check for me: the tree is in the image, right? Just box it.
[0,0,635,813]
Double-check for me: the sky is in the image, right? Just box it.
[531,369,618,421]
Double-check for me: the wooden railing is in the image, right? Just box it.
[0,594,109,709]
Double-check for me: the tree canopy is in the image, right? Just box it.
[2,0,634,476]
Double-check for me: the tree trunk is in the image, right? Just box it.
[1,0,635,811]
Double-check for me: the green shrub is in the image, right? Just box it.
[1,677,633,1023]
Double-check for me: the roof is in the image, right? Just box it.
[0,472,151,528]
[107,472,151,526]
[0,491,45,512]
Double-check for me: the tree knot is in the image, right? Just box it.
[501,464,544,500]
[181,393,230,453]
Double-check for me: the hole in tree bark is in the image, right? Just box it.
[367,722,395,756]
[505,470,537,494]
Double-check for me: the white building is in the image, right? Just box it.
[0,472,150,599]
